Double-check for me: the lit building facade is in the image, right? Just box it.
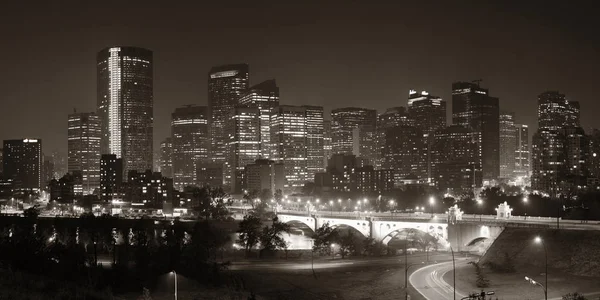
[514,124,530,178]
[171,105,209,190]
[239,80,279,159]
[452,81,499,182]
[100,154,123,201]
[208,64,249,165]
[331,107,377,165]
[531,91,584,194]
[499,112,516,179]
[271,105,324,191]
[226,107,261,193]
[244,159,285,194]
[2,139,42,191]
[431,126,480,192]
[196,163,223,188]
[159,138,173,178]
[323,120,332,168]
[376,107,413,169]
[383,126,426,184]
[314,154,394,195]
[126,170,173,208]
[97,46,153,175]
[408,90,446,182]
[68,112,101,194]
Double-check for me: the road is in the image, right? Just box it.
[409,259,469,300]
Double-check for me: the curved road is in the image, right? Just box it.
[410,260,468,300]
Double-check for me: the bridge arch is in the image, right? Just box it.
[316,217,370,237]
[277,214,316,232]
[374,221,449,246]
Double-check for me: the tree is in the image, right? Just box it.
[191,186,231,220]
[362,237,384,256]
[337,231,357,259]
[23,205,40,220]
[413,232,438,260]
[312,223,338,255]
[237,214,262,255]
[562,293,588,300]
[469,261,490,288]
[259,217,291,253]
[274,189,283,203]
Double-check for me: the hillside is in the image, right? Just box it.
[479,227,600,277]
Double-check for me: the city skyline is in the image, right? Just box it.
[1,2,599,154]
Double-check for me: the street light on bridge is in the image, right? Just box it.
[429,196,435,218]
[523,196,529,220]
[477,199,483,221]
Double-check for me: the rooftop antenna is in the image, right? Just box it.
[472,79,483,86]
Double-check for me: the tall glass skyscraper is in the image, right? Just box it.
[331,107,377,165]
[68,112,101,194]
[514,124,530,178]
[171,105,209,191]
[239,79,279,159]
[452,81,499,182]
[208,64,249,165]
[97,46,153,176]
[2,139,42,191]
[499,112,516,179]
[225,107,261,193]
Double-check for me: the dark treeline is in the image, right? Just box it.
[0,207,233,298]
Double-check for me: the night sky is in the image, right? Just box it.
[1,1,598,154]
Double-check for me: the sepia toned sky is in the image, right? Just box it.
[1,0,598,154]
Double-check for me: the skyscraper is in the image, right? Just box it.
[514,124,530,178]
[68,112,101,194]
[383,126,426,184]
[0,148,3,176]
[331,107,377,165]
[208,64,250,165]
[431,126,480,192]
[499,112,516,179]
[171,105,209,190]
[408,90,446,182]
[271,105,324,191]
[323,120,332,168]
[239,79,279,159]
[226,107,261,193]
[531,91,583,194]
[100,154,123,201]
[376,107,413,170]
[2,139,42,191]
[159,138,173,178]
[97,46,153,175]
[452,81,500,182]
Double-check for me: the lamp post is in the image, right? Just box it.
[404,229,414,300]
[429,196,435,218]
[527,236,548,300]
[338,199,342,213]
[523,196,528,220]
[450,245,456,300]
[329,200,333,216]
[170,271,178,300]
[331,243,336,259]
[477,199,483,221]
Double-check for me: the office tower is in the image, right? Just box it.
[97,46,153,175]
[196,163,223,188]
[499,112,516,179]
[331,107,377,165]
[531,91,583,194]
[42,156,54,188]
[160,138,173,178]
[271,105,324,191]
[100,154,123,201]
[408,90,446,182]
[538,91,580,130]
[323,120,332,168]
[226,107,261,193]
[67,112,101,194]
[314,154,394,194]
[171,105,209,190]
[208,64,250,165]
[304,106,325,179]
[452,81,500,182]
[383,126,426,184]
[239,80,279,159]
[376,107,413,169]
[244,159,285,194]
[408,90,446,134]
[514,124,530,178]
[2,139,42,191]
[126,170,173,208]
[0,148,3,175]
[51,150,67,179]
[49,173,78,203]
[431,126,481,192]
